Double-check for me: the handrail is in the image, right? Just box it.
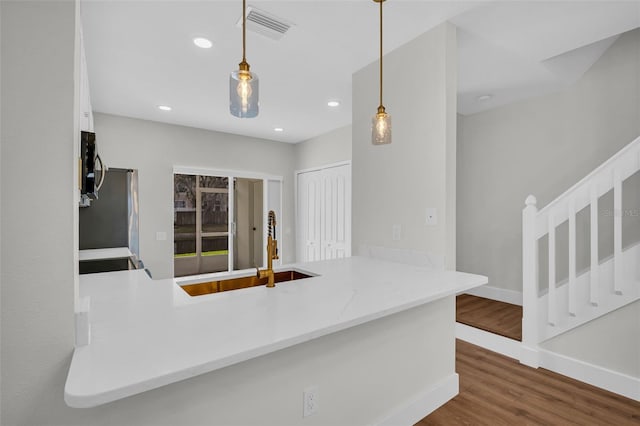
[537,135,640,216]
[521,135,640,367]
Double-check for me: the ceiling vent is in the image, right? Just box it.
[237,7,293,41]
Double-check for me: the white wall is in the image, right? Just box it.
[352,23,457,267]
[295,124,352,171]
[94,113,297,279]
[457,28,640,293]
[1,1,77,424]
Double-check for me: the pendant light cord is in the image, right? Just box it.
[242,0,247,63]
[379,0,383,107]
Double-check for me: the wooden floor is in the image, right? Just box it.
[456,294,522,341]
[418,340,640,425]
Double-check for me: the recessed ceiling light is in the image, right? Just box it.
[193,37,213,49]
[477,94,493,102]
[274,127,284,132]
[327,100,340,107]
[158,105,172,111]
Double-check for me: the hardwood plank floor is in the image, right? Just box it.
[417,340,640,425]
[456,294,522,341]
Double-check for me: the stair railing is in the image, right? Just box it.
[521,135,640,367]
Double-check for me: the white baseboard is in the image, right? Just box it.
[538,349,640,402]
[519,345,540,368]
[376,373,459,426]
[455,322,521,360]
[461,285,523,306]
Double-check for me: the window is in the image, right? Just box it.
[173,170,282,278]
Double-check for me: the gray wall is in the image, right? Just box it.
[457,29,640,294]
[94,113,298,279]
[541,300,640,377]
[295,124,352,171]
[352,23,457,268]
[1,1,77,424]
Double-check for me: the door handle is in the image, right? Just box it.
[95,154,107,191]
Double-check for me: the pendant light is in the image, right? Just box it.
[372,0,391,145]
[230,0,259,118]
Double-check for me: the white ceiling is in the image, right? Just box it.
[454,1,640,114]
[81,1,640,143]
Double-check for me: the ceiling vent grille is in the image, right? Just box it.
[238,7,293,41]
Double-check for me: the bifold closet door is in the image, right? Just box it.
[297,164,351,262]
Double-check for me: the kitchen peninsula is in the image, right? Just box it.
[65,256,487,425]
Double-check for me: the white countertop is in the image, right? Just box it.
[79,247,133,261]
[64,256,487,408]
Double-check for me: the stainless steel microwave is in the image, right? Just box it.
[80,131,105,204]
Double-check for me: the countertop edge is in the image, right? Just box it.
[65,259,488,408]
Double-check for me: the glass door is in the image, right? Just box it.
[198,176,230,274]
[174,174,198,276]
[174,171,282,278]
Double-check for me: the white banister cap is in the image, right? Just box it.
[525,195,537,206]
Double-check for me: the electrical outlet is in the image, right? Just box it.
[156,231,167,241]
[303,386,319,417]
[392,224,401,241]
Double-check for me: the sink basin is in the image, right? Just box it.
[180,270,314,297]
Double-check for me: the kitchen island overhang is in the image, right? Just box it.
[65,256,487,423]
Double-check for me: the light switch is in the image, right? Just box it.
[156,231,167,241]
[426,208,437,226]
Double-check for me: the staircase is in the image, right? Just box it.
[521,135,640,366]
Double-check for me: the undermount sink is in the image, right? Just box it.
[180,270,314,297]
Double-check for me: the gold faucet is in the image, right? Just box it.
[257,210,279,288]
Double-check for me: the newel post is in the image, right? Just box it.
[520,195,540,368]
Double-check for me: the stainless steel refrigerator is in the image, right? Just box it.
[79,168,140,274]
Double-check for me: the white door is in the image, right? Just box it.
[297,170,322,262]
[296,163,351,262]
[321,164,351,260]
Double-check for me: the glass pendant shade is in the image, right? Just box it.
[230,68,259,118]
[372,108,392,145]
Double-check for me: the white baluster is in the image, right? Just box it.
[568,200,576,316]
[614,170,623,295]
[590,186,599,306]
[548,212,557,326]
[522,195,540,367]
